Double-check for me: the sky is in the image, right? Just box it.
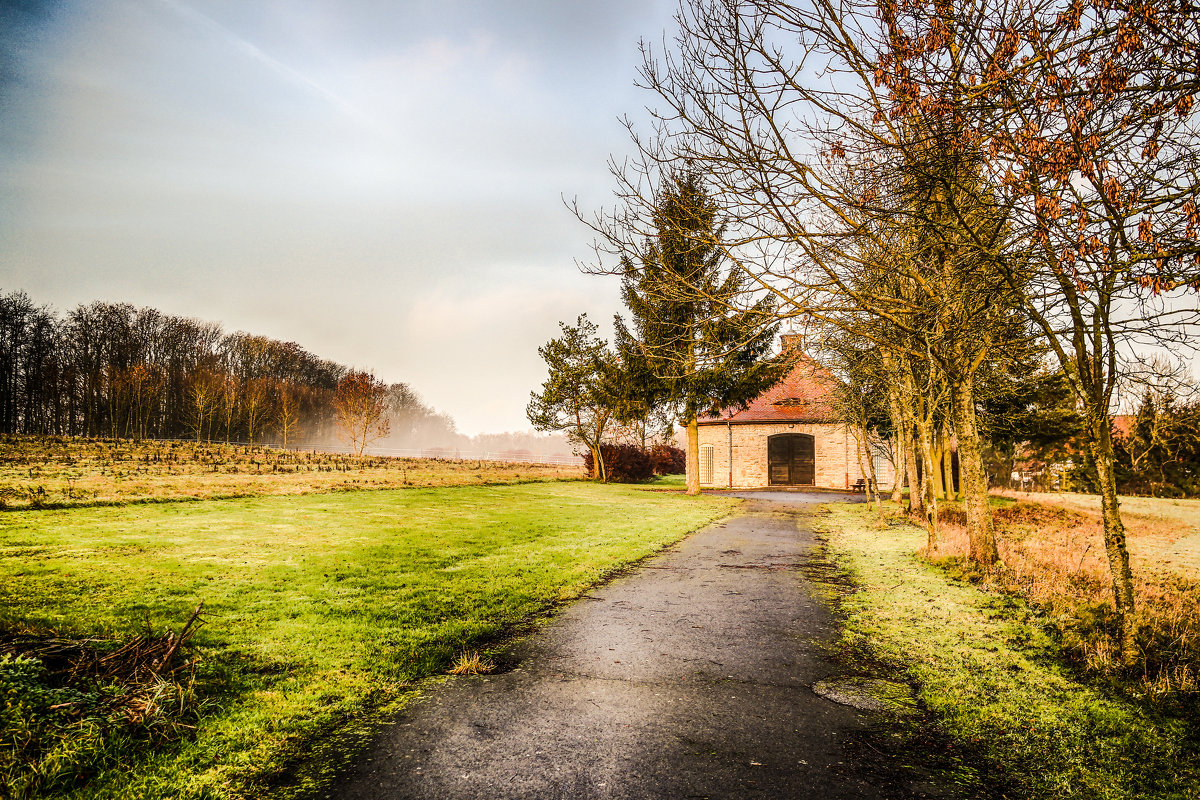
[0,0,678,435]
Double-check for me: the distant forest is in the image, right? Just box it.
[0,289,569,457]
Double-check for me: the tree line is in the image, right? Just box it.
[0,289,472,452]
[1112,391,1200,497]
[578,0,1198,665]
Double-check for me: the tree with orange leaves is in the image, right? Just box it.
[332,371,391,457]
[966,0,1200,662]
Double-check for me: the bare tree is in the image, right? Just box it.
[275,381,302,449]
[589,0,1199,659]
[242,377,271,444]
[217,374,238,444]
[185,368,223,442]
[333,371,391,457]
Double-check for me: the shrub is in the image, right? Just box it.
[583,444,655,482]
[648,444,686,476]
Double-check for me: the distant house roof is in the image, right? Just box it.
[698,351,841,426]
[1112,414,1136,439]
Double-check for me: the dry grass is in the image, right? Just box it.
[820,504,1200,800]
[1001,490,1200,577]
[927,495,1200,704]
[0,435,584,510]
[1,607,206,798]
[447,650,495,676]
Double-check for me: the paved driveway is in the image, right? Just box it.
[715,489,868,505]
[335,497,940,799]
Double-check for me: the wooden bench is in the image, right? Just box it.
[852,478,867,493]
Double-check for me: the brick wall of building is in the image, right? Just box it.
[695,422,894,490]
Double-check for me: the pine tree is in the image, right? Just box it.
[614,171,787,495]
[527,314,616,481]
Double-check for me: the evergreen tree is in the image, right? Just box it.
[614,171,787,495]
[527,314,616,481]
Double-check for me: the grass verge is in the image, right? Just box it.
[816,503,1200,800]
[933,494,1200,707]
[0,481,736,798]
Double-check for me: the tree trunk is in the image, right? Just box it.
[943,426,957,501]
[915,412,938,550]
[1090,420,1138,664]
[891,442,906,503]
[932,435,946,500]
[590,442,607,482]
[951,378,998,567]
[685,416,700,496]
[887,393,906,503]
[858,425,883,519]
[905,418,923,519]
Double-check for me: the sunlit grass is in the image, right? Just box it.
[0,481,736,799]
[818,503,1200,799]
[635,473,685,489]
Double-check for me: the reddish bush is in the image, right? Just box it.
[582,444,655,482]
[649,444,686,475]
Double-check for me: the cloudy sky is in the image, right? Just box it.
[0,0,677,435]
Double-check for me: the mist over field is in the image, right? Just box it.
[0,287,576,461]
[0,0,676,436]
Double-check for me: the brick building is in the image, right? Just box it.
[693,337,894,490]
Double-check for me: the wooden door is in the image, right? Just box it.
[768,433,815,485]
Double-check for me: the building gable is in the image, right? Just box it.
[699,350,840,426]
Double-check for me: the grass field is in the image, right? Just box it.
[999,490,1200,578]
[0,435,583,510]
[817,503,1200,799]
[0,480,734,799]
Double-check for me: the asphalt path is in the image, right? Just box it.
[335,494,942,800]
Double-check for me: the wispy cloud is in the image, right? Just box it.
[156,0,371,127]
[1,0,671,433]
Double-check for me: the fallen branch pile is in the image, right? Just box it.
[1,603,204,727]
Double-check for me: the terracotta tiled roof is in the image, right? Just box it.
[698,352,841,425]
[1111,414,1136,438]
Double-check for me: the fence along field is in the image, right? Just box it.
[0,435,584,510]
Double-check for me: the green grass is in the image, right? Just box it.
[816,504,1200,799]
[0,481,736,799]
[638,473,685,489]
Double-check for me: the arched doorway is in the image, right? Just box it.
[768,433,815,486]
